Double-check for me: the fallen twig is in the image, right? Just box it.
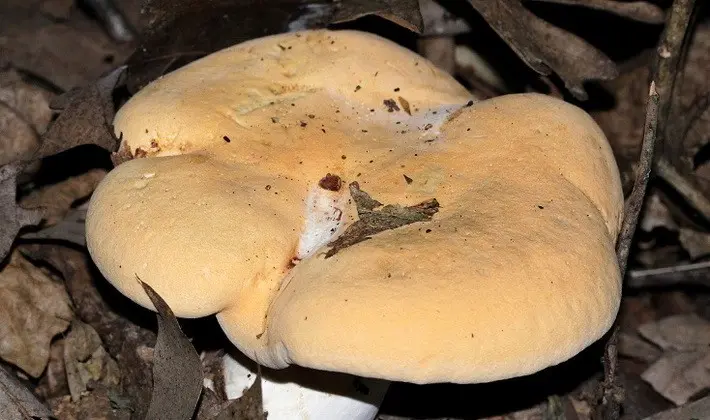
[627,260,710,288]
[597,0,698,417]
[654,157,710,222]
[596,81,659,420]
[616,83,660,280]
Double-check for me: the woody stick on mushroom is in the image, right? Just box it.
[86,29,623,419]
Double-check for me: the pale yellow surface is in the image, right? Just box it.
[86,29,623,384]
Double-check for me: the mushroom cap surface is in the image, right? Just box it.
[86,29,623,385]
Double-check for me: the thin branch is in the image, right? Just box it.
[528,0,665,24]
[596,0,697,418]
[616,82,660,279]
[657,0,697,159]
[654,157,710,222]
[627,260,710,288]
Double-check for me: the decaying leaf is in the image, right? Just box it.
[0,249,73,377]
[20,168,105,226]
[638,314,710,405]
[466,0,618,99]
[63,319,120,402]
[330,0,423,32]
[0,163,43,261]
[678,228,710,260]
[326,182,439,258]
[0,365,53,420]
[139,279,203,420]
[37,66,125,160]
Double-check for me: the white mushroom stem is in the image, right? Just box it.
[223,351,390,420]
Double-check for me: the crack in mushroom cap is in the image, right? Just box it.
[85,29,623,385]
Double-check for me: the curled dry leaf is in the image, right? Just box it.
[139,280,203,420]
[20,168,106,226]
[0,163,43,261]
[638,314,710,405]
[0,250,73,377]
[466,0,618,99]
[37,66,125,160]
[0,365,53,420]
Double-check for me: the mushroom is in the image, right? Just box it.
[85,29,623,419]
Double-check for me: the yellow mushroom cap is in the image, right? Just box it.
[86,29,623,385]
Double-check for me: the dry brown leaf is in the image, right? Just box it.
[140,280,203,420]
[0,69,52,166]
[639,314,710,352]
[641,350,710,406]
[0,163,43,260]
[0,2,132,91]
[0,69,53,133]
[0,249,73,377]
[467,0,618,99]
[63,319,120,402]
[20,168,105,226]
[21,244,156,418]
[638,314,710,405]
[0,101,38,167]
[37,66,125,160]
[678,228,710,260]
[618,332,662,363]
[0,365,53,420]
[35,337,69,400]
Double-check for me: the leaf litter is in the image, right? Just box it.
[0,249,73,378]
[1,0,710,419]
